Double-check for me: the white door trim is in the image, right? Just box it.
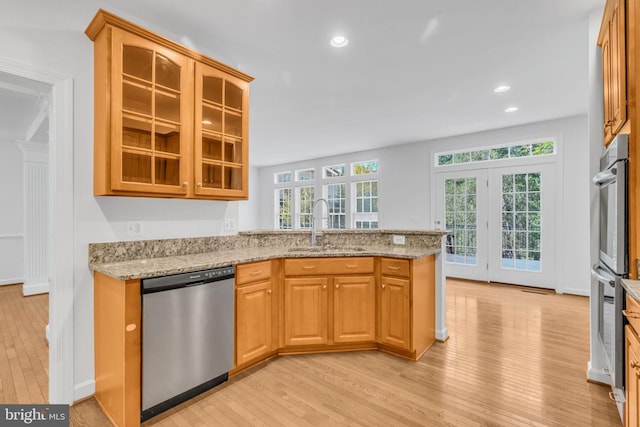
[0,57,75,405]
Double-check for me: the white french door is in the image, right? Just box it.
[435,170,488,282]
[436,163,556,289]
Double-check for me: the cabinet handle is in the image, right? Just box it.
[609,391,617,401]
[345,265,358,269]
[250,271,263,276]
[125,324,137,332]
[623,310,640,319]
[335,284,340,289]
[387,266,401,270]
[303,266,316,270]
[267,289,272,295]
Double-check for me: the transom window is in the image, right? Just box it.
[435,139,555,167]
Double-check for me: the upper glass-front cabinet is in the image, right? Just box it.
[86,9,253,199]
[194,63,249,198]
[114,32,190,195]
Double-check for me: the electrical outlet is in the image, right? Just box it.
[393,235,406,245]
[224,218,236,231]
[127,221,143,236]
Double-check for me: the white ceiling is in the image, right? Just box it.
[1,0,605,165]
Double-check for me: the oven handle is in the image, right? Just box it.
[591,264,616,287]
[592,168,617,186]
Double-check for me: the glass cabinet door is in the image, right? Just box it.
[194,62,249,198]
[112,31,190,194]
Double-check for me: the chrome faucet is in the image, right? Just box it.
[311,198,330,247]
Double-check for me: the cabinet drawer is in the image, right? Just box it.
[626,295,640,334]
[381,258,410,278]
[236,260,271,286]
[284,257,374,276]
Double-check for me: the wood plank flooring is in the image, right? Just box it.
[2,279,622,425]
[0,283,48,404]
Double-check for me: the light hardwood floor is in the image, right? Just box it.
[2,280,623,426]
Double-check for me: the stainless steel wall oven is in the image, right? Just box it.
[592,133,628,392]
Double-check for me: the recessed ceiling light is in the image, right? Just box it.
[494,85,511,93]
[330,35,349,48]
[504,106,519,113]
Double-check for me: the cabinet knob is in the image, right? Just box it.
[125,324,137,332]
[197,182,203,188]
[335,284,340,289]
[381,284,386,289]
[183,181,189,187]
[322,285,327,290]
[267,289,272,295]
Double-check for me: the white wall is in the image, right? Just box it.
[0,1,243,401]
[0,142,24,285]
[257,115,591,296]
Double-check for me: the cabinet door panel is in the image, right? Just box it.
[284,277,328,346]
[334,276,375,343]
[236,281,272,365]
[379,276,411,350]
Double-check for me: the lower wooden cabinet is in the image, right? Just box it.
[236,280,273,365]
[379,275,411,350]
[627,324,640,427]
[333,276,376,343]
[284,277,329,346]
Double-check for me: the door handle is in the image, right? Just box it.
[590,264,615,287]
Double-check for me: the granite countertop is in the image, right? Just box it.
[623,279,640,301]
[90,244,442,281]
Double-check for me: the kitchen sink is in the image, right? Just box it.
[288,245,366,253]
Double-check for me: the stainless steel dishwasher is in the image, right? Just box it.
[141,266,235,422]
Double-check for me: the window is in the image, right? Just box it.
[326,183,346,228]
[276,188,292,229]
[354,180,378,229]
[298,186,314,228]
[435,139,555,167]
[275,171,292,183]
[323,164,346,178]
[352,160,378,175]
[295,168,314,181]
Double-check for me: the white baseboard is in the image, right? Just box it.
[73,379,96,403]
[587,361,611,385]
[435,327,449,341]
[0,277,24,286]
[561,287,590,297]
[23,281,49,296]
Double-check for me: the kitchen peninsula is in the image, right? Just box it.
[89,230,446,427]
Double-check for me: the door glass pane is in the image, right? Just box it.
[225,81,243,110]
[203,76,223,104]
[156,90,180,122]
[202,105,222,133]
[123,46,152,81]
[202,136,222,160]
[155,54,180,90]
[122,116,152,150]
[444,178,477,265]
[122,152,151,183]
[122,81,152,115]
[225,166,243,190]
[224,139,242,163]
[202,164,222,188]
[155,122,180,154]
[224,112,242,137]
[501,173,541,272]
[155,157,180,186]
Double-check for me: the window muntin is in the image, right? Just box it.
[435,139,555,167]
[323,164,346,178]
[276,188,292,229]
[298,186,315,229]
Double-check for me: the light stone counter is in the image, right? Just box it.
[623,279,640,301]
[89,230,446,281]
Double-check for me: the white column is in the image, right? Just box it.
[19,142,49,296]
